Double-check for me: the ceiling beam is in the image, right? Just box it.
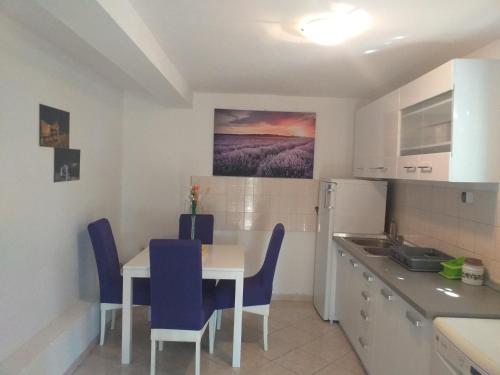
[4,0,192,106]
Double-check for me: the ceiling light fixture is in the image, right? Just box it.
[364,49,378,54]
[299,5,372,45]
[392,35,406,40]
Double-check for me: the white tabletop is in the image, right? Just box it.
[123,244,245,276]
[434,317,500,375]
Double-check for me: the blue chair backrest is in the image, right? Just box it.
[149,239,203,330]
[87,218,122,304]
[178,214,214,244]
[256,223,285,299]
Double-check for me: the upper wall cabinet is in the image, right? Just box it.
[397,59,500,182]
[353,90,399,179]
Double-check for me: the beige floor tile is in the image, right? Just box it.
[314,363,360,375]
[291,317,336,337]
[73,302,362,375]
[260,334,298,361]
[210,340,272,370]
[275,348,331,375]
[299,334,350,362]
[232,362,297,375]
[269,326,317,348]
[334,352,366,375]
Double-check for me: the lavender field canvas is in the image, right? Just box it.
[213,109,316,178]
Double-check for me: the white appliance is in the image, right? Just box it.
[433,318,500,375]
[313,178,387,320]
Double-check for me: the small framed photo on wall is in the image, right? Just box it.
[39,104,70,148]
[54,148,80,182]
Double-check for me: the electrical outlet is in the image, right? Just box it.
[461,191,474,204]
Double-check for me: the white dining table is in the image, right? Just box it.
[121,244,245,367]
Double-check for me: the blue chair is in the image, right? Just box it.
[179,214,216,292]
[88,218,150,345]
[215,223,285,351]
[178,214,214,244]
[149,239,216,375]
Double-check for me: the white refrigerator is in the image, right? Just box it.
[313,178,387,320]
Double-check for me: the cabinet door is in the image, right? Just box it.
[335,248,349,324]
[353,107,370,177]
[381,90,399,178]
[397,301,433,375]
[371,281,403,375]
[342,256,363,345]
[400,61,453,109]
[365,100,385,178]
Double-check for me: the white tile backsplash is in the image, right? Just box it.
[191,176,319,232]
[390,181,500,283]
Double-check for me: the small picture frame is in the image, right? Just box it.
[40,104,70,148]
[54,148,80,182]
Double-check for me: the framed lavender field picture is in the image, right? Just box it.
[213,109,316,178]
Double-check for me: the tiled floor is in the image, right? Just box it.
[73,301,366,375]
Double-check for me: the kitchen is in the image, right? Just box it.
[2,1,500,375]
[313,58,500,374]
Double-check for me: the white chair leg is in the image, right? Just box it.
[263,314,269,351]
[111,309,116,330]
[195,340,201,375]
[150,339,156,375]
[100,308,106,346]
[216,309,222,330]
[159,341,164,351]
[209,313,216,354]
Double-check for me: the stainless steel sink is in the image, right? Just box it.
[348,237,395,249]
[343,236,397,257]
[362,247,393,257]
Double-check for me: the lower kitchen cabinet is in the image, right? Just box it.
[336,246,433,375]
[397,300,433,375]
[370,279,402,375]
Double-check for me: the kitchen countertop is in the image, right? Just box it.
[434,317,500,375]
[334,236,500,320]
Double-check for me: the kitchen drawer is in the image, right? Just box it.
[397,155,419,179]
[417,152,450,181]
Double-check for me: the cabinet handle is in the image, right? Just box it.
[358,337,368,350]
[362,272,373,282]
[338,249,346,257]
[356,167,364,170]
[361,291,371,302]
[370,167,387,171]
[403,166,417,172]
[360,309,369,321]
[349,259,358,268]
[418,166,433,173]
[406,311,423,327]
[381,288,394,301]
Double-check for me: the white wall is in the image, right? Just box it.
[121,91,359,296]
[0,14,123,366]
[467,39,500,59]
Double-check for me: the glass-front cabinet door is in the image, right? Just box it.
[400,90,452,156]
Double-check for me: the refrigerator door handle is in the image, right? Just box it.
[324,184,335,209]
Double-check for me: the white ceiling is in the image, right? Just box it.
[129,0,500,99]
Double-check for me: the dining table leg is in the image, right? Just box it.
[232,272,244,367]
[121,272,133,364]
